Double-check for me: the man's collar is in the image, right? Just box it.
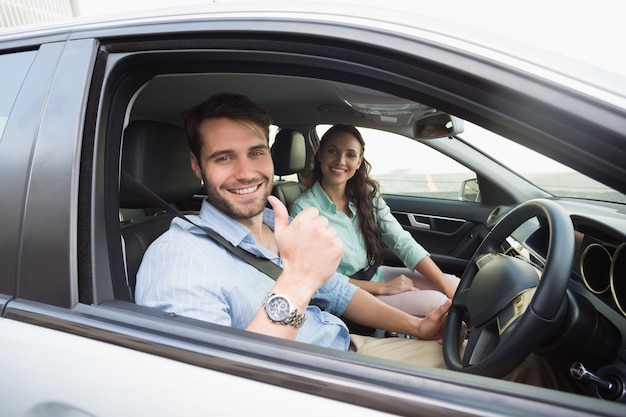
[197,200,247,246]
[188,200,279,263]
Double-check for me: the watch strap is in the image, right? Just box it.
[263,293,306,328]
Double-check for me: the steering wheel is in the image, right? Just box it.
[443,198,575,378]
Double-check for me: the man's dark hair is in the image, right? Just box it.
[183,92,272,159]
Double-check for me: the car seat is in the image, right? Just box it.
[118,120,201,301]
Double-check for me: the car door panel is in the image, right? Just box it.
[0,298,532,417]
[383,195,493,276]
[0,314,387,417]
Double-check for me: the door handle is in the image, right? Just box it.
[408,214,431,230]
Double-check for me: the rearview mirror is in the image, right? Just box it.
[414,112,464,139]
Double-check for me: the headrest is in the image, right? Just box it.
[271,129,306,176]
[120,121,201,208]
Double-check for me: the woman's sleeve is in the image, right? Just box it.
[375,196,429,270]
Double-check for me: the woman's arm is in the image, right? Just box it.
[342,288,450,339]
[375,196,456,297]
[413,256,457,299]
[349,275,416,296]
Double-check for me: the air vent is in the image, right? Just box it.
[486,206,502,225]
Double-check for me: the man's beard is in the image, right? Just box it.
[204,176,272,220]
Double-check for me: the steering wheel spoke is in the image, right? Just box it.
[463,319,499,366]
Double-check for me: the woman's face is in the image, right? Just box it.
[318,131,363,189]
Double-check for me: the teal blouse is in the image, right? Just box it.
[289,181,429,282]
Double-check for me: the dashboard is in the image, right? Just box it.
[579,235,626,317]
[500,200,626,399]
[505,206,626,317]
[505,199,626,320]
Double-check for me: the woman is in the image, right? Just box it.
[289,124,459,316]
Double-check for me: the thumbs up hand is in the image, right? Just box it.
[268,196,343,295]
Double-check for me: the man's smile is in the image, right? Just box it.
[227,183,262,195]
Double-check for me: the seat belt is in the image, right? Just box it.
[120,171,283,280]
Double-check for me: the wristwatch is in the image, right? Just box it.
[262,293,306,328]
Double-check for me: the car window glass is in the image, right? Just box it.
[0,51,36,140]
[316,125,476,200]
[459,123,626,203]
[268,124,279,146]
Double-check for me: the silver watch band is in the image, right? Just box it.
[262,293,306,328]
[285,309,306,328]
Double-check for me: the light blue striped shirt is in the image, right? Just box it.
[290,181,429,282]
[135,199,357,351]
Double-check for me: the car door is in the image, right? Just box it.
[383,194,490,277]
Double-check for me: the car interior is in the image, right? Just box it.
[116,73,412,302]
[101,65,625,403]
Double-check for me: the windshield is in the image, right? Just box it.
[459,123,626,204]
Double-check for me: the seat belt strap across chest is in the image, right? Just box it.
[121,171,283,280]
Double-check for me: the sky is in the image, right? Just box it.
[75,0,626,76]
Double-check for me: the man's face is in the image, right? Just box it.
[191,117,273,221]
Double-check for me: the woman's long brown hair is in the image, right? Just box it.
[304,124,385,268]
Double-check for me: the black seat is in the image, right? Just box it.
[118,120,201,301]
[271,128,307,207]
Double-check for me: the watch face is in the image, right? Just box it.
[266,295,292,322]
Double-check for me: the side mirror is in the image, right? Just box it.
[460,178,481,202]
[414,112,465,139]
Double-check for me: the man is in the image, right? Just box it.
[135,93,565,386]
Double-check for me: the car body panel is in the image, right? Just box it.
[4,298,623,417]
[18,39,97,307]
[0,317,394,417]
[0,45,60,296]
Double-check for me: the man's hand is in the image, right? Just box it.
[268,196,343,296]
[416,299,451,341]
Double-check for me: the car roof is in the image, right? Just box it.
[1,1,625,104]
[2,2,625,193]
